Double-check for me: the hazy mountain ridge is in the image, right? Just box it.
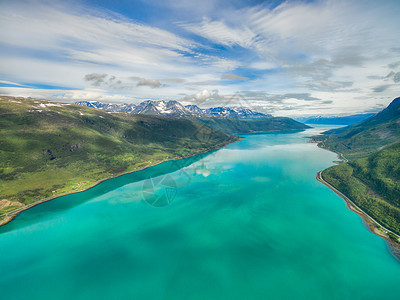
[197,117,310,135]
[298,113,375,125]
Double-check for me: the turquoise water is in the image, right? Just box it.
[1,127,400,299]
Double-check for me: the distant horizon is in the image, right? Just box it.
[1,0,400,117]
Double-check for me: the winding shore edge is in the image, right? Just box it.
[312,139,400,258]
[316,170,400,261]
[0,137,242,228]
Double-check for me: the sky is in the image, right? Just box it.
[0,0,399,117]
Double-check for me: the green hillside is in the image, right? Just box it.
[196,116,310,135]
[312,97,400,159]
[0,96,237,218]
[322,143,400,237]
[314,97,400,240]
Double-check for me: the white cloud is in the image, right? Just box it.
[194,89,211,101]
[136,78,162,88]
[248,61,277,70]
[0,86,134,102]
[244,0,400,57]
[175,0,400,114]
[0,0,240,89]
[0,1,196,54]
[296,80,353,91]
[0,80,25,86]
[179,17,258,48]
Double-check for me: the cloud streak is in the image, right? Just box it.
[136,78,162,88]
[221,74,249,81]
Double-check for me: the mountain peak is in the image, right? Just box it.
[387,97,400,110]
[366,97,400,125]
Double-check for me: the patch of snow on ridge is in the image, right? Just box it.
[155,101,168,113]
[38,102,62,108]
[43,103,62,107]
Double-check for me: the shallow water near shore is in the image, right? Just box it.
[1,126,400,299]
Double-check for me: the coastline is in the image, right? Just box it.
[0,137,241,228]
[312,138,400,259]
[312,140,348,162]
[316,170,400,261]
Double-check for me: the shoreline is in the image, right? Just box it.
[312,140,348,162]
[0,137,241,228]
[316,170,400,261]
[311,139,400,259]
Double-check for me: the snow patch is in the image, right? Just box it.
[44,103,62,107]
[39,103,62,108]
[155,101,168,113]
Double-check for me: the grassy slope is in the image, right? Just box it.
[312,97,400,239]
[195,116,310,135]
[0,97,237,217]
[312,97,400,159]
[322,143,400,237]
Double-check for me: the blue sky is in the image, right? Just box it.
[0,0,399,116]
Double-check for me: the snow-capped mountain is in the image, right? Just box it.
[132,100,160,115]
[75,101,104,109]
[75,101,136,113]
[204,107,270,118]
[130,100,194,116]
[153,100,191,116]
[185,104,205,115]
[75,100,271,119]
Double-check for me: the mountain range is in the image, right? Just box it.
[75,99,309,134]
[75,100,272,119]
[298,113,375,125]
